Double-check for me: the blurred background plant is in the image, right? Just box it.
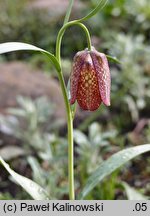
[0,0,150,199]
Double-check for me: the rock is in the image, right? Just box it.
[0,61,66,120]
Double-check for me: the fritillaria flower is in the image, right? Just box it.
[70,47,111,111]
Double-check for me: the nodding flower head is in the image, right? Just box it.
[70,46,111,111]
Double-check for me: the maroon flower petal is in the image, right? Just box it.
[70,50,88,104]
[76,53,101,111]
[91,49,111,106]
[70,47,111,111]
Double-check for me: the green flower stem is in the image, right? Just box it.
[55,20,91,200]
[56,69,74,200]
[56,21,92,63]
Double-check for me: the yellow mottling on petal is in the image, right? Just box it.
[85,75,89,80]
[88,79,92,84]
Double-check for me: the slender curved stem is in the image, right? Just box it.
[56,20,92,63]
[55,20,92,200]
[56,33,74,201]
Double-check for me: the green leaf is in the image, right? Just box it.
[0,146,25,161]
[106,55,122,64]
[79,144,150,199]
[67,78,71,101]
[79,0,108,22]
[122,182,148,200]
[0,156,49,200]
[0,42,60,72]
[67,78,76,118]
[27,156,46,187]
[74,130,90,147]
[63,0,74,24]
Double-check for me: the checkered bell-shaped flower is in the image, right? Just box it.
[70,47,111,111]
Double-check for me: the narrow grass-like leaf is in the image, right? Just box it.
[106,55,122,64]
[67,78,71,101]
[0,42,60,72]
[79,0,108,22]
[122,182,148,200]
[0,156,49,200]
[79,144,150,199]
[67,78,76,118]
[63,0,74,24]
